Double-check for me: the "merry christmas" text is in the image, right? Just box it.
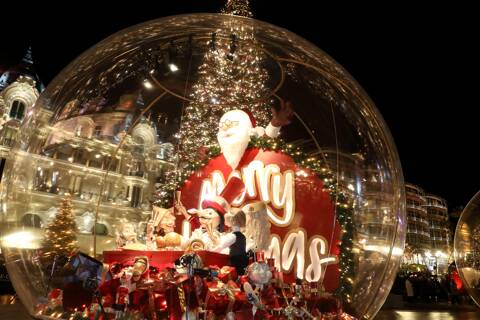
[197,160,338,281]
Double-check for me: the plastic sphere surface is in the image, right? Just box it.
[454,190,480,306]
[0,13,405,319]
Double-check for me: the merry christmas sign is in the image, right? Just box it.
[179,147,341,291]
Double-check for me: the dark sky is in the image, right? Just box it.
[1,1,478,208]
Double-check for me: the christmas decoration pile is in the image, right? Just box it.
[36,253,357,320]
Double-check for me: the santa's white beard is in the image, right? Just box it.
[218,131,250,170]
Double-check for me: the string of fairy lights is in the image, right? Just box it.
[222,0,253,18]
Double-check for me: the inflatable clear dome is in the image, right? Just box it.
[454,191,480,307]
[0,13,405,319]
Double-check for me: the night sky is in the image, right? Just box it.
[1,1,478,209]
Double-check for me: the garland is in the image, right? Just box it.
[154,135,355,301]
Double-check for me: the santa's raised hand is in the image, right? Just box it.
[271,99,294,127]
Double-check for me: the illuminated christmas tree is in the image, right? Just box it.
[152,0,272,208]
[222,0,253,17]
[42,194,78,258]
[178,34,270,154]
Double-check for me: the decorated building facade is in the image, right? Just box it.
[404,182,451,274]
[0,48,43,156]
[0,50,175,255]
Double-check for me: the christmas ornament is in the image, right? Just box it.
[1,3,405,319]
[243,281,263,316]
[454,190,480,306]
[247,253,272,288]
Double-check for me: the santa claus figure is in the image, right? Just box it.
[174,102,294,245]
[180,176,246,251]
[175,100,342,290]
[217,100,293,171]
[175,101,292,220]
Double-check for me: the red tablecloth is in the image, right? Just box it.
[103,250,230,270]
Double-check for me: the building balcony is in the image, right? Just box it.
[407,229,431,237]
[405,183,425,196]
[425,194,448,207]
[406,197,426,208]
[426,203,448,208]
[428,212,448,221]
[126,170,145,178]
[430,236,448,241]
[406,204,428,214]
[425,206,448,214]
[23,188,149,211]
[407,216,430,225]
[430,224,448,231]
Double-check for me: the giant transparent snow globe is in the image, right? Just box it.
[0,13,405,319]
[455,190,480,307]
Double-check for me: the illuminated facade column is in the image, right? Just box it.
[77,175,84,195]
[85,153,91,167]
[424,195,450,252]
[115,155,122,173]
[405,183,430,250]
[68,175,76,191]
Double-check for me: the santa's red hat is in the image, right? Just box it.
[202,176,245,215]
[219,109,267,137]
[241,108,257,128]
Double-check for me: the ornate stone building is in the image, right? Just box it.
[0,49,175,254]
[0,48,43,157]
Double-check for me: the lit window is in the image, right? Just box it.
[94,125,102,137]
[9,100,26,120]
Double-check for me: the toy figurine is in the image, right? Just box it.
[213,210,249,275]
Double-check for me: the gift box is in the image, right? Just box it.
[205,280,244,316]
[217,266,238,283]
